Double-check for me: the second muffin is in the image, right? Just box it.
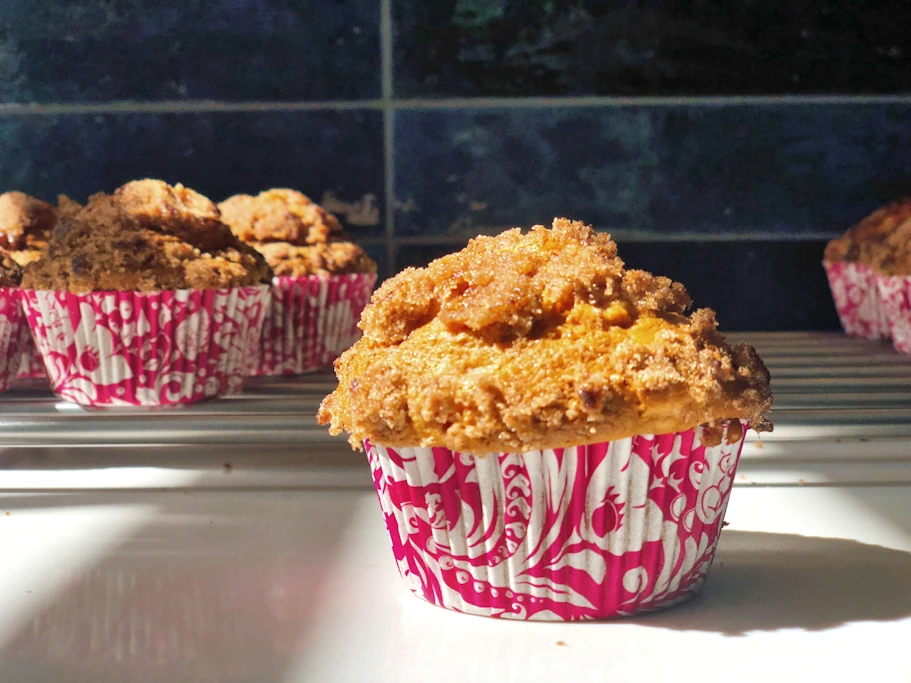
[219,189,377,375]
[21,179,272,406]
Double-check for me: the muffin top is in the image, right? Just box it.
[0,191,58,253]
[256,242,378,277]
[0,248,23,288]
[219,189,376,276]
[824,200,911,274]
[318,218,773,452]
[219,189,344,246]
[22,179,272,293]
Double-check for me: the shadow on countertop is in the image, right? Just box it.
[632,530,911,635]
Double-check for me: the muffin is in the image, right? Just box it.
[219,189,377,375]
[824,200,911,350]
[0,191,80,379]
[0,249,25,392]
[318,218,773,621]
[20,179,272,406]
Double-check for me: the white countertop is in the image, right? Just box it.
[2,333,911,682]
[1,483,910,683]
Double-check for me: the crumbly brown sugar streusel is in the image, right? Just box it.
[318,218,773,452]
[219,189,376,276]
[22,179,272,293]
[825,199,911,275]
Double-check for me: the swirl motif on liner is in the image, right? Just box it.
[20,286,269,406]
[0,287,24,392]
[875,274,911,353]
[253,273,376,376]
[367,423,745,621]
[824,261,890,340]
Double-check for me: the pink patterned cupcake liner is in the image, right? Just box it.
[367,421,746,621]
[875,274,911,354]
[0,287,25,393]
[254,273,376,376]
[15,323,47,380]
[21,286,269,406]
[824,261,890,340]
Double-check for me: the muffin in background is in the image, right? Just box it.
[219,189,377,376]
[319,218,772,621]
[0,191,81,379]
[20,179,271,406]
[824,200,911,351]
[0,249,25,392]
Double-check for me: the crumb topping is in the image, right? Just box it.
[319,218,773,452]
[21,179,272,293]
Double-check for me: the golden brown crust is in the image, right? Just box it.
[318,219,773,452]
[824,200,911,274]
[258,241,378,277]
[21,179,272,293]
[0,248,23,287]
[219,189,344,246]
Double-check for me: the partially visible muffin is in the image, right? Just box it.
[22,179,272,293]
[0,191,79,267]
[825,199,911,273]
[0,248,23,288]
[219,189,376,276]
[319,218,772,452]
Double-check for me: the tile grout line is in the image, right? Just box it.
[380,0,396,274]
[1,94,910,116]
[358,232,839,246]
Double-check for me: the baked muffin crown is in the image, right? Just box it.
[22,179,272,293]
[0,248,23,288]
[219,188,376,276]
[824,199,911,271]
[219,189,344,246]
[0,191,57,253]
[319,218,772,453]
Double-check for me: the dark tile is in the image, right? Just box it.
[396,238,839,332]
[0,110,384,238]
[0,1,380,102]
[393,104,911,238]
[394,0,911,97]
[362,242,390,283]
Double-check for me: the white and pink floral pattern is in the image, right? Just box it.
[876,274,911,354]
[0,287,25,393]
[15,324,46,380]
[824,261,890,340]
[254,273,376,376]
[368,422,746,621]
[21,286,269,406]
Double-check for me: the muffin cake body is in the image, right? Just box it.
[319,218,772,621]
[219,189,377,375]
[20,179,271,406]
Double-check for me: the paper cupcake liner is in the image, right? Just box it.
[253,273,376,376]
[15,323,47,380]
[21,286,269,406]
[367,422,746,621]
[875,274,911,354]
[0,287,25,393]
[824,261,890,340]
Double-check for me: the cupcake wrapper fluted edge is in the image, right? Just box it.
[367,421,746,621]
[0,287,25,393]
[252,273,376,376]
[21,286,269,406]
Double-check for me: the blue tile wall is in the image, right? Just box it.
[393,0,911,97]
[1,1,910,330]
[393,104,911,238]
[0,1,381,102]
